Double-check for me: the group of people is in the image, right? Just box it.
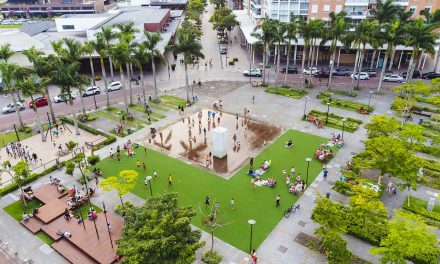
[5,142,41,166]
[315,148,334,162]
[22,186,34,200]
[307,114,324,129]
[109,140,138,161]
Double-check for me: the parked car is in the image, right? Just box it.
[383,74,404,83]
[351,72,370,80]
[363,68,377,77]
[280,65,298,74]
[243,68,262,77]
[82,86,101,97]
[219,44,227,54]
[401,70,421,79]
[303,67,318,75]
[421,72,440,80]
[108,81,122,92]
[314,70,330,78]
[28,96,48,108]
[332,68,350,76]
[53,91,77,103]
[2,102,25,114]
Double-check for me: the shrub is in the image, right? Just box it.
[87,155,100,165]
[114,200,135,215]
[65,161,75,176]
[228,61,234,65]
[201,250,223,264]
[308,110,362,132]
[333,180,355,196]
[431,114,440,122]
[78,175,92,185]
[232,57,238,62]
[66,140,77,151]
[265,87,307,99]
[402,196,440,222]
[318,92,374,113]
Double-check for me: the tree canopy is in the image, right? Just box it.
[209,7,240,30]
[365,115,399,138]
[99,169,139,204]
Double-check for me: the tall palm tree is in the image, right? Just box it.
[283,15,298,86]
[251,16,276,84]
[308,19,325,86]
[93,35,110,109]
[0,44,14,62]
[97,27,116,81]
[23,48,57,124]
[82,40,97,86]
[419,9,440,71]
[109,41,130,113]
[0,62,25,130]
[143,31,165,102]
[172,23,204,102]
[16,74,47,142]
[298,17,312,89]
[324,11,349,89]
[132,43,149,108]
[272,20,287,87]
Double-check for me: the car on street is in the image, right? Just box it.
[82,86,101,97]
[243,68,262,77]
[280,65,298,74]
[332,68,350,76]
[2,102,25,114]
[53,91,77,103]
[383,74,404,83]
[351,72,370,80]
[28,96,48,108]
[108,81,122,92]
[421,72,440,80]
[401,70,421,79]
[314,69,330,78]
[363,68,377,77]
[219,44,227,54]
[303,67,318,75]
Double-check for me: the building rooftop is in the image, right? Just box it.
[61,13,114,18]
[91,8,169,30]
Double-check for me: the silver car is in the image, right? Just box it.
[2,102,25,114]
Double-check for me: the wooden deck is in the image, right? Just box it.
[20,217,44,234]
[35,199,67,224]
[33,184,67,204]
[52,239,99,264]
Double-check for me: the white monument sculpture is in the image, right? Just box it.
[212,126,228,159]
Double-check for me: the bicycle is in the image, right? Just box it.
[284,204,300,218]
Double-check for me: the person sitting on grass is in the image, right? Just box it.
[266,177,276,187]
[284,140,293,148]
[22,212,31,221]
[87,210,98,220]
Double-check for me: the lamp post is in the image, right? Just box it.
[329,92,334,103]
[300,76,303,90]
[248,219,256,253]
[303,96,309,120]
[305,158,312,186]
[325,102,331,124]
[341,118,347,140]
[145,175,153,196]
[368,90,373,107]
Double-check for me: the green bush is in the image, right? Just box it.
[65,161,75,176]
[232,57,238,62]
[431,114,440,122]
[66,140,77,151]
[333,180,355,196]
[308,109,362,132]
[265,87,307,99]
[317,92,374,113]
[402,196,440,222]
[201,250,223,264]
[87,155,100,165]
[228,61,234,65]
[114,200,135,215]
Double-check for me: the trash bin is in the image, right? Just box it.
[419,118,424,125]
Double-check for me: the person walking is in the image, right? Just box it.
[251,250,257,264]
[205,196,210,208]
[387,181,393,194]
[230,198,234,209]
[252,95,255,104]
[142,162,146,171]
[136,160,141,170]
[153,170,158,179]
[323,166,328,180]
[168,174,173,187]
[250,157,254,170]
[290,166,295,176]
[276,194,280,207]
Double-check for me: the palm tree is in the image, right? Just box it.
[16,74,47,142]
[82,40,97,86]
[143,31,165,102]
[132,43,149,108]
[283,15,298,86]
[251,16,276,84]
[93,35,110,109]
[0,62,25,130]
[298,17,312,89]
[272,20,287,87]
[419,9,440,71]
[307,19,325,86]
[0,44,13,62]
[324,11,349,89]
[23,48,57,124]
[172,22,205,102]
[109,41,131,113]
[97,27,116,81]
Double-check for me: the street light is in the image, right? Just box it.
[368,90,373,107]
[145,176,153,196]
[341,118,347,140]
[305,158,312,186]
[329,92,334,103]
[248,219,256,253]
[325,102,331,124]
[300,76,303,90]
[303,96,309,120]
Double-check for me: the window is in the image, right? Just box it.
[424,6,432,13]
[311,4,318,13]
[62,25,75,30]
[323,4,330,12]
[409,6,416,14]
[335,4,342,13]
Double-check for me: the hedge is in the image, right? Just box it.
[317,92,374,114]
[265,87,307,99]
[308,109,362,132]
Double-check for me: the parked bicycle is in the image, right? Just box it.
[284,204,300,218]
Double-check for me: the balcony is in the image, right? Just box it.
[345,0,370,6]
[393,0,409,6]
[345,10,369,18]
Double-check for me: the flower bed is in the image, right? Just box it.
[265,87,307,99]
[317,92,374,114]
[307,109,362,132]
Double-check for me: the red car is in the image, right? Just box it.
[29,97,48,108]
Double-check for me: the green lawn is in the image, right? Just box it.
[0,24,23,28]
[160,95,186,107]
[96,129,335,252]
[3,199,42,221]
[36,231,54,245]
[0,129,34,148]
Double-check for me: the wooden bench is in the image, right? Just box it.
[85,137,107,149]
[34,199,68,224]
[412,110,433,117]
[20,217,44,234]
[52,239,98,264]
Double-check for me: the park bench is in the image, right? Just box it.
[85,136,107,149]
[412,110,433,117]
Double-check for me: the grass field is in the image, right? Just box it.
[0,129,34,148]
[95,129,335,252]
[0,24,23,28]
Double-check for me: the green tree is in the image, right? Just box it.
[97,27,116,81]
[209,6,239,31]
[117,192,204,263]
[283,15,298,86]
[398,123,425,145]
[82,40,97,86]
[99,169,139,205]
[93,35,110,108]
[143,31,165,102]
[364,115,399,138]
[0,43,14,62]
[392,81,430,122]
[371,210,440,264]
[306,19,325,87]
[109,41,131,113]
[2,160,31,207]
[132,42,149,108]
[349,186,388,226]
[251,16,276,84]
[187,0,205,22]
[397,155,423,207]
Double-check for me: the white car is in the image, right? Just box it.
[82,86,101,97]
[303,67,318,75]
[53,91,77,103]
[243,68,262,77]
[351,72,369,80]
[108,81,122,92]
[383,74,404,83]
[2,102,25,114]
